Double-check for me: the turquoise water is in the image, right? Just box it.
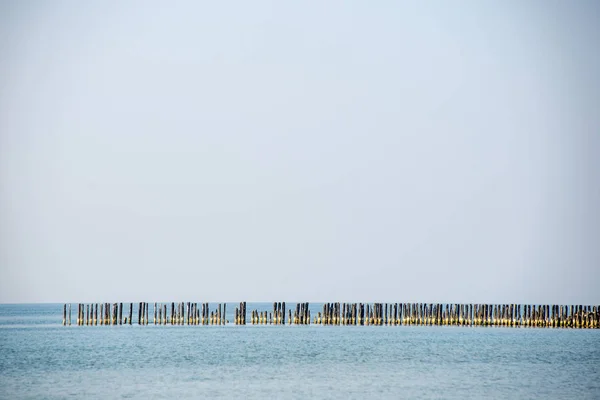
[1,304,599,399]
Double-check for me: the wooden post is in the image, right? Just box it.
[68,303,71,326]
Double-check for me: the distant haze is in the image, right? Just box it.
[1,1,598,304]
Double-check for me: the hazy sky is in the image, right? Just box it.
[1,1,598,304]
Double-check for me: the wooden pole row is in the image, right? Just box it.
[68,302,226,326]
[242,303,600,328]
[64,303,600,328]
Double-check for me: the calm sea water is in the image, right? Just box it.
[0,303,599,399]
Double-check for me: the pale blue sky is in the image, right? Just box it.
[1,1,598,304]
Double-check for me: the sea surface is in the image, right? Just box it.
[0,303,599,399]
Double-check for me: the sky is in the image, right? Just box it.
[0,1,598,304]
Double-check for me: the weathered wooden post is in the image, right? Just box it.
[559,305,564,328]
[63,304,67,326]
[68,303,71,326]
[345,303,349,326]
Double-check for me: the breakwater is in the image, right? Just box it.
[62,302,599,328]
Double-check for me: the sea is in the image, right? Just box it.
[0,303,599,399]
